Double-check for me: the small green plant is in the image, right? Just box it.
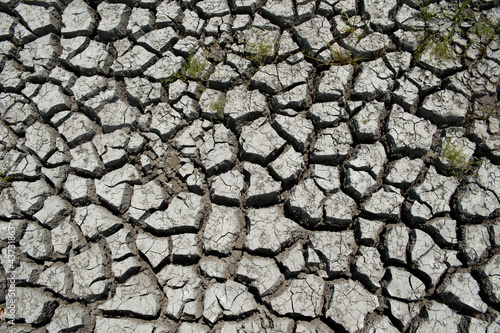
[440,138,478,180]
[475,20,498,40]
[209,95,226,116]
[185,57,208,80]
[338,11,369,43]
[415,0,475,61]
[447,0,470,39]
[343,13,358,36]
[432,37,455,59]
[304,35,365,67]
[470,14,500,43]
[161,54,209,86]
[420,2,436,23]
[421,0,474,30]
[237,28,277,66]
[0,169,9,182]
[415,32,457,61]
[330,47,362,66]
[244,36,276,66]
[474,103,500,121]
[265,314,274,328]
[326,41,365,66]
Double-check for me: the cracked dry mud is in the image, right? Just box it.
[0,0,500,332]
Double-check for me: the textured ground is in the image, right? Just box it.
[0,0,500,332]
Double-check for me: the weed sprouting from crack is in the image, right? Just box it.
[205,94,230,125]
[473,17,499,42]
[415,0,477,61]
[467,14,500,56]
[432,37,455,59]
[418,0,500,62]
[209,95,226,116]
[0,169,9,182]
[242,32,277,67]
[473,102,500,121]
[185,57,209,80]
[161,54,209,87]
[0,153,10,182]
[446,0,471,39]
[305,37,366,68]
[327,42,365,66]
[344,13,369,43]
[420,1,436,23]
[343,13,359,37]
[440,138,479,180]
[414,30,461,61]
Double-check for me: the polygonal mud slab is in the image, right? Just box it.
[325,279,379,333]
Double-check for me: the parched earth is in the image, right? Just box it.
[0,0,500,332]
